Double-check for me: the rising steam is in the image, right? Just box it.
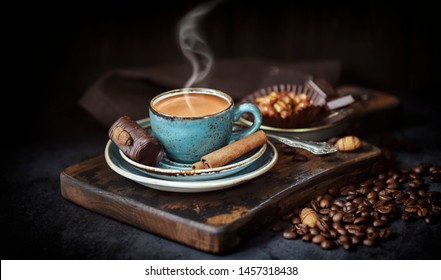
[178,0,222,88]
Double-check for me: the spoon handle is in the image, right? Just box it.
[267,134,337,155]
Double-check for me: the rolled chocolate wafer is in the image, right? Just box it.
[109,116,165,166]
[192,130,268,169]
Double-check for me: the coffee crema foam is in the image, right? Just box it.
[153,93,230,117]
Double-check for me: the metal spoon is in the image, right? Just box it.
[266,133,337,155]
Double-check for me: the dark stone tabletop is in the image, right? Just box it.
[2,93,441,260]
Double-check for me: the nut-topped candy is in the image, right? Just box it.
[109,116,165,166]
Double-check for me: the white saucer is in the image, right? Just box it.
[104,139,278,193]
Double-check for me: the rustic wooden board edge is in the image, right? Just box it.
[60,171,239,253]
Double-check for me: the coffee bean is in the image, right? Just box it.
[312,234,325,244]
[360,179,373,188]
[346,194,356,201]
[379,194,393,202]
[409,178,424,188]
[332,211,344,223]
[366,226,376,234]
[316,219,330,232]
[417,207,428,217]
[354,217,367,225]
[409,173,420,180]
[320,198,331,209]
[291,216,301,225]
[338,235,351,244]
[373,184,385,192]
[405,206,419,213]
[424,216,434,224]
[322,215,331,222]
[404,197,416,206]
[363,238,376,247]
[329,229,339,239]
[320,231,332,239]
[296,224,309,235]
[342,213,356,223]
[401,168,411,174]
[320,239,335,250]
[283,230,298,240]
[379,228,392,239]
[377,205,393,214]
[346,224,361,235]
[417,189,426,197]
[413,166,423,175]
[351,235,362,245]
[309,228,320,235]
[319,208,331,215]
[352,197,365,205]
[328,210,337,218]
[367,231,378,240]
[393,191,405,199]
[310,199,321,212]
[387,182,400,189]
[340,185,355,196]
[336,228,348,236]
[401,212,412,221]
[398,176,408,183]
[386,177,396,184]
[429,165,441,174]
[334,199,346,208]
[431,204,441,214]
[373,219,387,227]
[341,242,352,250]
[344,204,357,213]
[302,233,313,242]
[380,215,390,222]
[332,221,343,230]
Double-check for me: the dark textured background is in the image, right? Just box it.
[3,0,441,259]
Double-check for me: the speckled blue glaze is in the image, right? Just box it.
[149,88,262,163]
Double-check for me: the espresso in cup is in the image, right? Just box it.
[149,88,262,163]
[153,93,230,117]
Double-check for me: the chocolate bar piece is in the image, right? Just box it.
[109,116,164,166]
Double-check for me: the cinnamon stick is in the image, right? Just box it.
[192,130,268,169]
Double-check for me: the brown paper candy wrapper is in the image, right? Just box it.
[240,81,328,129]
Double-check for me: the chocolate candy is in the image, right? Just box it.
[109,116,164,166]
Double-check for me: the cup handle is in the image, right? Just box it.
[230,103,262,142]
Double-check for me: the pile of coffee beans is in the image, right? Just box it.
[273,138,441,251]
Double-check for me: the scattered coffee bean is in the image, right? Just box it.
[316,218,330,232]
[363,238,376,247]
[417,207,428,217]
[312,234,325,244]
[310,199,321,212]
[379,228,392,239]
[320,239,335,250]
[283,230,298,240]
[273,151,440,251]
[302,233,313,242]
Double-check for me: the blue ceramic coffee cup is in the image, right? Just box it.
[149,88,262,163]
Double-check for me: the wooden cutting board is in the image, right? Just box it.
[60,141,382,254]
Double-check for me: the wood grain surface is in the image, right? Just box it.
[60,142,382,253]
